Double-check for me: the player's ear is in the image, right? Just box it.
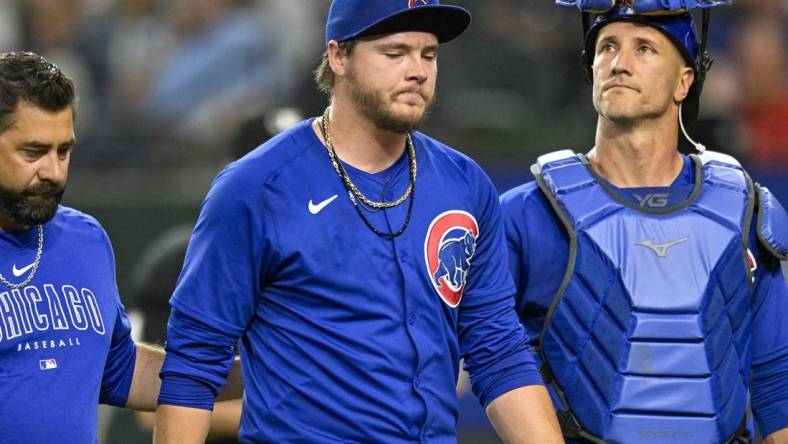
[327,40,349,79]
[674,66,694,103]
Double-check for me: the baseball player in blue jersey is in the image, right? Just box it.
[500,1,788,443]
[155,1,564,443]
[0,51,167,443]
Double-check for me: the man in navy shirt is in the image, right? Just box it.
[0,51,167,443]
[502,1,788,443]
[155,1,563,443]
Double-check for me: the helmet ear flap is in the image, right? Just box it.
[581,49,593,85]
[580,11,594,85]
[681,76,703,122]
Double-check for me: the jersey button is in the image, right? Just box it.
[413,377,421,388]
[399,252,408,263]
[407,313,416,325]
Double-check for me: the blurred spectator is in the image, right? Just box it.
[426,0,595,166]
[142,0,294,148]
[21,0,101,139]
[7,0,785,172]
[734,12,788,172]
[0,1,23,50]
[96,0,321,167]
[106,0,173,121]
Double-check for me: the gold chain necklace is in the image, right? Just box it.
[320,106,416,209]
[0,224,44,289]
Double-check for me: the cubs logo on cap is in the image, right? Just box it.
[325,0,471,46]
[424,211,479,307]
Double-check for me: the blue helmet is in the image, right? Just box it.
[584,8,700,74]
[559,0,729,121]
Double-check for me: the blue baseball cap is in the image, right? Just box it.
[325,0,471,46]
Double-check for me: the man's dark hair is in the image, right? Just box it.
[0,51,75,132]
[313,40,358,96]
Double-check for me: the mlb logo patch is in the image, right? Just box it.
[409,0,429,7]
[39,359,58,370]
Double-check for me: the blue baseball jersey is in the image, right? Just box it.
[159,119,541,443]
[0,206,136,444]
[500,155,788,437]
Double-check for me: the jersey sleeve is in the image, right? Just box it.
[500,187,529,304]
[99,301,137,406]
[500,182,569,347]
[461,173,519,301]
[158,163,276,409]
[97,228,136,407]
[749,227,788,437]
[500,184,540,322]
[458,171,542,408]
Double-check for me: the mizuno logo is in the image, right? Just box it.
[12,262,35,277]
[636,237,689,257]
[308,194,338,215]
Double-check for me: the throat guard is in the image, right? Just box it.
[532,150,755,444]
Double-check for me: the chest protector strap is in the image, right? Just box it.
[532,150,755,444]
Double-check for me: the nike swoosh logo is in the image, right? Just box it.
[636,237,689,258]
[308,194,338,215]
[12,262,36,277]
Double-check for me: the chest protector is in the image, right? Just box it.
[533,150,756,444]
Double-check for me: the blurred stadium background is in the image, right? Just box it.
[3,0,785,442]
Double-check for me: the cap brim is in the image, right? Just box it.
[353,5,471,43]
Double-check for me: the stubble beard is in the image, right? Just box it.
[0,181,65,226]
[594,85,673,128]
[346,65,435,134]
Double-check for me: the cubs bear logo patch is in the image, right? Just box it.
[424,210,479,307]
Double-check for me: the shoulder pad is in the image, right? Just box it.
[697,150,742,167]
[533,150,579,174]
[756,185,788,261]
